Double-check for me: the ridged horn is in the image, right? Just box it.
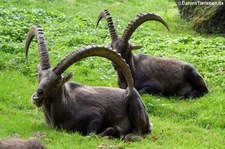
[122,12,170,43]
[25,25,51,70]
[53,45,134,97]
[96,9,118,41]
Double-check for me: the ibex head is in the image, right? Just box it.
[25,25,73,107]
[33,65,73,107]
[96,9,170,59]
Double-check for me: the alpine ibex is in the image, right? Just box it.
[25,25,151,138]
[96,9,208,98]
[0,138,46,149]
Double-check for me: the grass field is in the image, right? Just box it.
[0,0,224,148]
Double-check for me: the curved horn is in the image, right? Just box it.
[96,9,118,41]
[25,25,51,70]
[122,12,170,43]
[53,45,134,97]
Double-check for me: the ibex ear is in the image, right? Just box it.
[128,44,143,51]
[62,72,73,84]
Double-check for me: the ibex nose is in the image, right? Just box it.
[36,88,44,95]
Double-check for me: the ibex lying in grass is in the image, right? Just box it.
[0,138,46,149]
[25,25,151,138]
[96,9,209,98]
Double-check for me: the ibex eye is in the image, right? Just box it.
[36,89,44,95]
[55,79,61,85]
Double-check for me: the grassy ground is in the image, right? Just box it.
[0,0,224,148]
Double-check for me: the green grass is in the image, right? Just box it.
[0,0,225,148]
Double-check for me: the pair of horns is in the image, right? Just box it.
[96,9,170,43]
[25,25,134,97]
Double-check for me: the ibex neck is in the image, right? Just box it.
[42,87,65,129]
[124,53,135,72]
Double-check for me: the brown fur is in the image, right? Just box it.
[0,138,46,149]
[114,52,208,98]
[34,68,151,137]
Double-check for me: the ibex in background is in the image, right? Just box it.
[25,25,151,138]
[0,138,46,149]
[96,9,208,98]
